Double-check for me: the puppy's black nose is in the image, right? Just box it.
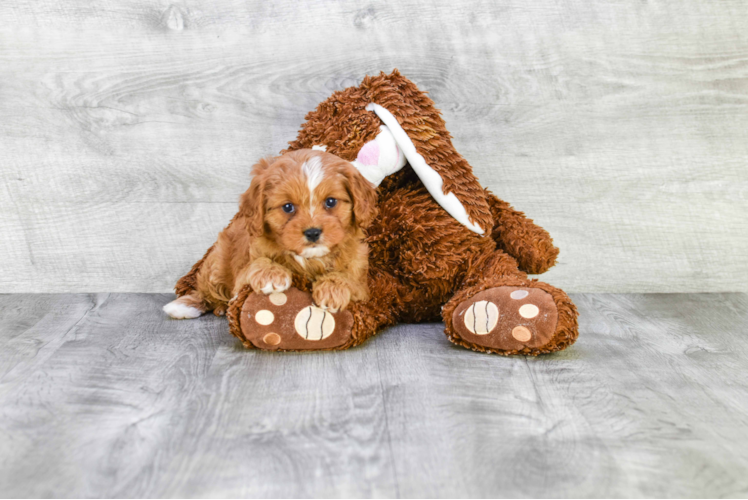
[304,228,322,242]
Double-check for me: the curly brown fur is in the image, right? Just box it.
[227,284,255,348]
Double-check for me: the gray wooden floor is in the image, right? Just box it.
[1,293,747,498]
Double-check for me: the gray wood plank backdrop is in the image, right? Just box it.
[1,0,747,293]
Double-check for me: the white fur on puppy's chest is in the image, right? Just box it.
[293,247,329,268]
[163,301,203,319]
[301,246,330,258]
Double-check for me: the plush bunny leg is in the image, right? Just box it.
[227,269,406,351]
[442,250,579,356]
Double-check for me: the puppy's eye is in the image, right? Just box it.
[282,203,295,214]
[324,198,337,209]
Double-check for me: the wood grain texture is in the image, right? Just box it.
[1,292,748,497]
[1,0,747,293]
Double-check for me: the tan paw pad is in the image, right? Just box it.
[263,333,282,346]
[294,306,335,340]
[511,326,532,342]
[519,304,539,318]
[463,300,499,335]
[254,309,275,325]
[269,292,287,306]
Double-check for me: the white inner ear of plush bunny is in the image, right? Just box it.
[312,105,485,235]
[313,127,405,186]
[350,125,407,186]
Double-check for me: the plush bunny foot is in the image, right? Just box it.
[232,287,354,351]
[450,286,563,354]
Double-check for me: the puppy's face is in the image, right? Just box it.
[241,150,377,258]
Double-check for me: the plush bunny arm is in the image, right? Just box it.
[485,189,559,274]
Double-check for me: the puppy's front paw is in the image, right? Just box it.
[313,279,352,313]
[249,265,292,295]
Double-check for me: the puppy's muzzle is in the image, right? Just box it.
[304,227,322,243]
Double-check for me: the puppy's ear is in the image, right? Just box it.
[343,162,378,229]
[239,157,274,236]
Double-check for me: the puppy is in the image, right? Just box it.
[163,149,377,320]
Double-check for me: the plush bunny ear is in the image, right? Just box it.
[349,125,407,186]
[363,103,485,235]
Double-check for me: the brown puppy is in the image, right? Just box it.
[163,149,377,319]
